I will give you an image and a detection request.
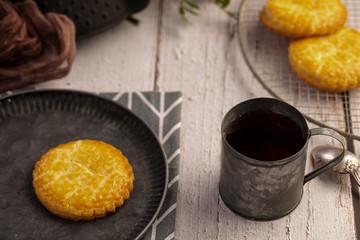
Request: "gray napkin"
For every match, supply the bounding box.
[100,92,182,240]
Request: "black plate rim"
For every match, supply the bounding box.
[0,88,169,240]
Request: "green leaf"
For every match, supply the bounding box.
[183,6,199,16]
[178,0,235,23]
[215,0,230,9]
[179,6,185,15]
[226,11,237,19]
[126,16,140,25]
[179,6,189,22]
[185,0,200,9]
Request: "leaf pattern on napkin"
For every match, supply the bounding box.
[100,91,182,240]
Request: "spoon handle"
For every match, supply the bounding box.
[351,170,360,186]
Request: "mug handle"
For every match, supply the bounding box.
[304,128,345,184]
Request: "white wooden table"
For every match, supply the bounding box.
[34,0,359,239]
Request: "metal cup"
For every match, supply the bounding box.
[219,98,345,220]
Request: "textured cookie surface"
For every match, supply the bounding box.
[260,0,347,38]
[288,27,360,92]
[32,140,134,221]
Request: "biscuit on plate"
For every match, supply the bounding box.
[288,27,360,92]
[32,140,134,221]
[260,0,347,38]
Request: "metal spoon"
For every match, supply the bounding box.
[311,145,360,186]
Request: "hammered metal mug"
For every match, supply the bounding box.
[219,98,345,220]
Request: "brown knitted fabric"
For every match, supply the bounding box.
[0,0,76,92]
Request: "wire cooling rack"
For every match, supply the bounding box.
[238,0,360,140]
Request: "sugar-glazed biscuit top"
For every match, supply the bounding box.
[260,0,347,38]
[289,27,360,92]
[32,140,134,221]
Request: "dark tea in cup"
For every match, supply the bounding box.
[224,110,306,161]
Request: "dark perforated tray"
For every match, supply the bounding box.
[11,0,150,39]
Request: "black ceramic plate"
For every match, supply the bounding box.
[0,89,168,240]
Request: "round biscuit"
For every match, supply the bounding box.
[260,0,348,38]
[288,27,360,92]
[32,140,134,221]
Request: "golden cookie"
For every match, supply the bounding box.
[288,27,360,92]
[32,140,134,221]
[260,0,347,38]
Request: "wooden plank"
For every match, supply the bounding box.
[156,1,263,238]
[157,0,357,239]
[347,90,360,239]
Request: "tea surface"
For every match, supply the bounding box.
[225,110,306,161]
